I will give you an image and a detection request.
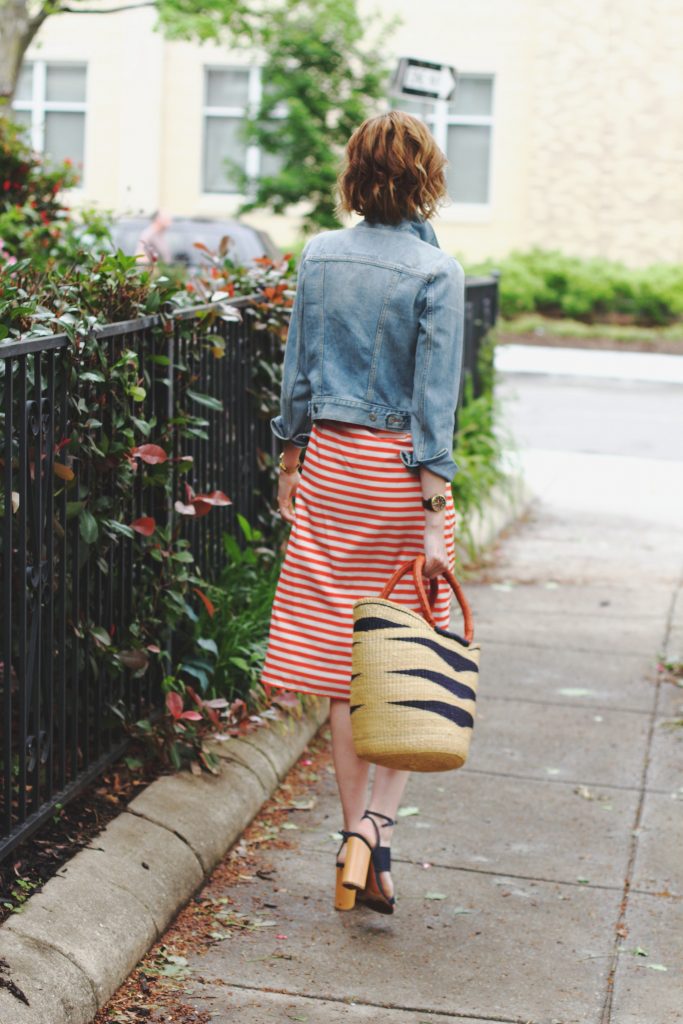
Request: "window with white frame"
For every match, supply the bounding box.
[394,73,494,206]
[12,61,87,181]
[202,66,284,194]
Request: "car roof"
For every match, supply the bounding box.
[111,216,281,264]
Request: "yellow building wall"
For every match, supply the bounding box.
[22,0,683,266]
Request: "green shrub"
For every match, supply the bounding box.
[451,332,507,559]
[190,514,286,708]
[469,247,683,325]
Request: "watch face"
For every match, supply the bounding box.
[430,494,447,511]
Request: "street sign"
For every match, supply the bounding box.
[390,57,457,102]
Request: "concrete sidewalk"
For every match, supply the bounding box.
[174,474,683,1023]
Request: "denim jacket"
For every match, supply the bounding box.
[270,217,465,482]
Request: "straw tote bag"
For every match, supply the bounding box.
[350,554,481,772]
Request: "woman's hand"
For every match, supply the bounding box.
[423,519,449,578]
[277,468,300,524]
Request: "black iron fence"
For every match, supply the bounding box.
[0,275,498,864]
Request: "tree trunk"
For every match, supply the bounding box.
[0,1,48,106]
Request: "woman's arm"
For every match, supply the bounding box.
[401,257,465,483]
[420,465,450,579]
[270,246,313,451]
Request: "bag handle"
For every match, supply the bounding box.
[379,554,474,643]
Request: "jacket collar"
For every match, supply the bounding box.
[358,217,417,232]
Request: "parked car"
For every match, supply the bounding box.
[110,216,281,268]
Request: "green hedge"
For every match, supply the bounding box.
[467,249,683,325]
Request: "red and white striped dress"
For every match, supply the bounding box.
[260,420,457,702]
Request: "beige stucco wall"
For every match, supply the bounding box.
[527,0,683,265]
[22,0,683,266]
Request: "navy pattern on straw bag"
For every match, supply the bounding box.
[351,555,481,772]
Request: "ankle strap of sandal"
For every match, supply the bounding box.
[362,809,396,828]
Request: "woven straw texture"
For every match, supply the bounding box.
[351,597,481,772]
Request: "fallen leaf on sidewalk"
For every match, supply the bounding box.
[632,946,648,956]
[574,785,611,809]
[424,891,447,900]
[281,822,299,830]
[289,797,316,810]
[559,688,594,697]
[646,964,668,971]
[397,805,420,817]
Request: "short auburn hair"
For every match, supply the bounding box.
[337,110,447,225]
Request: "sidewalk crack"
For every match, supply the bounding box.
[599,573,683,1024]
[215,980,536,1023]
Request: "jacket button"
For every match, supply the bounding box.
[368,413,377,422]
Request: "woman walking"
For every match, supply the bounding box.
[260,110,465,914]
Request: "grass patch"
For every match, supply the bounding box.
[500,313,683,346]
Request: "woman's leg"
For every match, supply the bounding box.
[329,699,410,897]
[329,699,370,850]
[354,765,410,898]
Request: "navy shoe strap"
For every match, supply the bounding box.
[372,844,392,872]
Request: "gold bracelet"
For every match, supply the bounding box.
[278,452,301,474]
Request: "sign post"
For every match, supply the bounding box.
[390,57,457,103]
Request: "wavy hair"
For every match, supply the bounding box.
[337,110,447,225]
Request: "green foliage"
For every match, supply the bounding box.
[235,0,391,230]
[451,333,506,556]
[0,116,78,213]
[469,248,683,325]
[1,216,294,774]
[153,0,254,42]
[194,514,286,706]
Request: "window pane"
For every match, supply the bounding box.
[15,63,33,102]
[205,69,250,109]
[449,76,493,116]
[391,95,434,120]
[44,111,85,171]
[446,124,491,203]
[203,117,247,192]
[46,64,86,103]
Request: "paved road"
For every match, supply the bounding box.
[172,348,683,1023]
[496,345,683,532]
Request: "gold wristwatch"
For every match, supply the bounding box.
[422,493,447,512]
[278,452,301,474]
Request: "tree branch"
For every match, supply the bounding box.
[55,1,157,14]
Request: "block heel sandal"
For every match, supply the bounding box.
[341,809,397,915]
[334,829,356,911]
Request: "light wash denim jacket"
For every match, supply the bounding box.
[270,217,465,482]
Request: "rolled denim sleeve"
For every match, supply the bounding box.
[270,254,312,449]
[400,257,465,483]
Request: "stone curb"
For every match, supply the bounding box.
[0,698,329,1024]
